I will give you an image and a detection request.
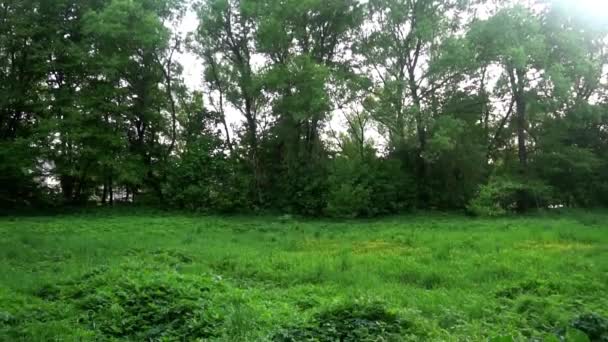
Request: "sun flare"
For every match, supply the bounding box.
[559,0,608,20]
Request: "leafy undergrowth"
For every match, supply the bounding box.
[570,313,608,341]
[272,301,412,341]
[68,268,220,340]
[493,313,608,341]
[495,279,561,299]
[5,261,224,341]
[1,210,608,340]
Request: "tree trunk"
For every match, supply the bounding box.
[206,53,233,152]
[408,65,428,206]
[60,175,75,202]
[101,182,107,205]
[515,68,528,172]
[507,66,528,172]
[245,101,263,206]
[508,66,528,211]
[108,177,113,205]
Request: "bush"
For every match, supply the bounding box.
[0,140,45,208]
[277,160,329,216]
[272,301,408,341]
[326,182,372,218]
[533,146,601,207]
[467,176,553,216]
[326,152,414,218]
[163,138,249,213]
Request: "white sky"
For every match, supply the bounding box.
[175,9,203,90]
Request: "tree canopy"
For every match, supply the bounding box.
[1,0,607,216]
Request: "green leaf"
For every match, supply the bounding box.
[543,334,561,342]
[565,328,591,342]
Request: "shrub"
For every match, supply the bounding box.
[326,153,414,218]
[325,182,372,218]
[0,140,49,209]
[467,176,553,216]
[162,139,249,213]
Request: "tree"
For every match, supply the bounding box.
[82,0,185,202]
[193,0,268,205]
[163,92,248,212]
[256,0,363,213]
[3,0,608,215]
[469,5,548,210]
[531,1,608,206]
[0,0,53,205]
[356,0,473,206]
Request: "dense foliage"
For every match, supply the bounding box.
[35,265,222,340]
[1,0,608,216]
[272,302,408,341]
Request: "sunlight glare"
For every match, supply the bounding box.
[560,0,608,20]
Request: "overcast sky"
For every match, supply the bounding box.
[175,9,204,90]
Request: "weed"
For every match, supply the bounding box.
[151,248,194,265]
[571,313,608,341]
[339,251,352,272]
[397,269,446,289]
[496,279,560,299]
[0,311,16,326]
[294,296,320,311]
[272,301,408,341]
[59,265,221,340]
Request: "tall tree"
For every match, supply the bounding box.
[0,0,52,205]
[356,0,473,205]
[256,0,363,213]
[193,0,268,204]
[471,6,547,167]
[469,5,547,209]
[83,0,185,201]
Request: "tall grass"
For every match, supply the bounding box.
[0,210,607,340]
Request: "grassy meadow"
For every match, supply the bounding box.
[1,210,607,341]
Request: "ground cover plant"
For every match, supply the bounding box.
[1,209,607,341]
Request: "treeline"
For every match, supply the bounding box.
[1,0,607,216]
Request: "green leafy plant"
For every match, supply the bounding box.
[495,279,560,299]
[467,176,553,216]
[571,313,608,341]
[272,301,408,341]
[36,265,223,340]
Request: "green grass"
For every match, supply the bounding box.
[0,209,607,341]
